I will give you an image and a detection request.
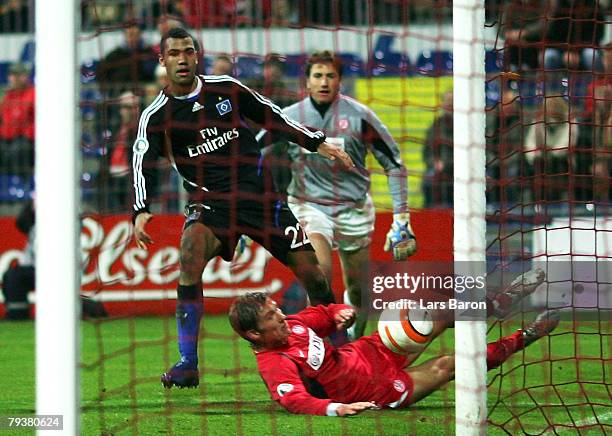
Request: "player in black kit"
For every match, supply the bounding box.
[131,28,354,388]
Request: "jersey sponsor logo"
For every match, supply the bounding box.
[188,128,240,157]
[393,379,406,393]
[277,383,294,397]
[216,99,232,116]
[200,127,218,140]
[291,325,305,335]
[307,328,325,370]
[192,101,204,112]
[133,138,149,154]
[337,118,349,130]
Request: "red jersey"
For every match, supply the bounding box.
[0,85,35,141]
[255,304,413,416]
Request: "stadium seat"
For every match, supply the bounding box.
[416,50,453,76]
[369,52,411,77]
[485,50,503,74]
[283,54,307,77]
[235,56,263,79]
[81,171,98,202]
[373,34,395,58]
[80,87,102,121]
[518,80,541,107]
[485,80,501,110]
[0,61,10,85]
[80,60,100,83]
[20,40,35,64]
[0,175,30,202]
[336,52,364,77]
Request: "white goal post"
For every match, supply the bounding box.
[35,0,80,434]
[453,0,488,434]
[31,1,487,433]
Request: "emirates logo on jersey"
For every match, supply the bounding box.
[187,127,240,157]
[337,118,349,130]
[393,379,406,393]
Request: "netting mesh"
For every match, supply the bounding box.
[485,1,610,433]
[0,0,610,434]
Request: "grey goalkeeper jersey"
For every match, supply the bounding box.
[282,95,407,212]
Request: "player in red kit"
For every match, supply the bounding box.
[229,290,559,416]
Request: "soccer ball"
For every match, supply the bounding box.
[378,303,434,354]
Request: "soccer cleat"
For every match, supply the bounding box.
[522,309,560,347]
[161,359,199,389]
[492,268,546,319]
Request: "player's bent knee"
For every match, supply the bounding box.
[179,224,221,282]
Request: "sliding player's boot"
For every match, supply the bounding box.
[161,358,199,389]
[491,268,546,319]
[522,310,560,347]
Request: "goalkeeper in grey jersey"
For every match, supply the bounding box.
[260,51,416,338]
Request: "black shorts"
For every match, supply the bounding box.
[183,200,314,264]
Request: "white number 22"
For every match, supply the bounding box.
[285,223,310,249]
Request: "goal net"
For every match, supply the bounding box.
[0,0,609,434]
[485,0,610,433]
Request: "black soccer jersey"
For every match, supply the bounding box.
[132,75,326,218]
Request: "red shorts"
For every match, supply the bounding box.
[338,333,414,408]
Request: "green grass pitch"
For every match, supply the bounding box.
[0,315,609,435]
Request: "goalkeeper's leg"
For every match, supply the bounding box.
[339,247,371,339]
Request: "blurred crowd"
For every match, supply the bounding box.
[0,0,454,33]
[424,0,611,209]
[0,0,609,213]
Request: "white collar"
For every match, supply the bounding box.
[174,75,202,100]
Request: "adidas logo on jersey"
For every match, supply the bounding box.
[192,102,204,112]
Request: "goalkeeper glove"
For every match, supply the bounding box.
[383,213,417,261]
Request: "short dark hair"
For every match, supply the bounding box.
[228,292,268,343]
[305,50,343,78]
[160,27,200,55]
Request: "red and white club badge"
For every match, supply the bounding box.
[292,325,306,335]
[393,379,406,393]
[337,118,349,130]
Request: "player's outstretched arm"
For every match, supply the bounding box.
[134,212,154,250]
[317,141,355,168]
[335,402,377,417]
[293,304,355,338]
